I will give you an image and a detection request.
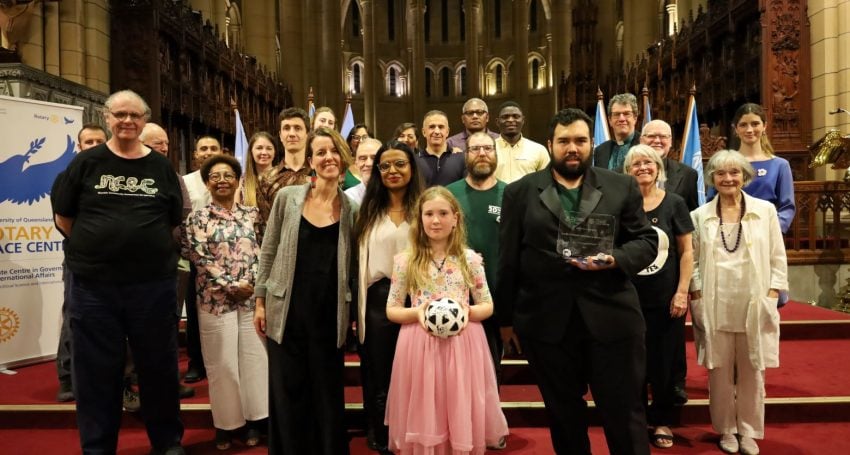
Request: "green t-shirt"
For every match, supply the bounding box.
[446,179,507,292]
[342,168,361,190]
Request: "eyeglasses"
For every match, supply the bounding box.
[351,134,369,141]
[629,160,657,170]
[109,110,145,121]
[463,109,487,117]
[641,133,671,140]
[208,172,237,182]
[378,159,410,173]
[468,145,495,155]
[610,111,634,119]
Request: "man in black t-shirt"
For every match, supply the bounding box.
[52,90,186,455]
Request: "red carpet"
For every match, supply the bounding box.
[2,302,848,453]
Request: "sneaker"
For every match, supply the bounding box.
[739,435,760,455]
[718,433,739,453]
[56,382,74,402]
[123,387,141,412]
[487,436,507,450]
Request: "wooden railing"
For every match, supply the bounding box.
[786,181,850,265]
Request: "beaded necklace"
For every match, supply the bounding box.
[717,195,745,253]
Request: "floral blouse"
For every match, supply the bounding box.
[387,249,492,309]
[184,202,262,315]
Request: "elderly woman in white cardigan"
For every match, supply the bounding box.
[689,150,788,455]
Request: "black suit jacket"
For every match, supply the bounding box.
[663,157,700,211]
[592,134,641,172]
[496,166,658,344]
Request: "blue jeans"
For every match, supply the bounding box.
[69,273,183,454]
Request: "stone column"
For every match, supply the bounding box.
[59,0,86,85]
[319,0,342,113]
[551,0,572,108]
[242,0,277,71]
[361,0,377,129]
[279,0,305,107]
[464,0,481,98]
[84,0,109,93]
[407,0,427,122]
[43,1,59,76]
[16,3,44,71]
[513,0,530,109]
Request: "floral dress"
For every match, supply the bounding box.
[183,202,261,315]
[385,249,508,455]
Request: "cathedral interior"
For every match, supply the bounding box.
[1,0,850,304]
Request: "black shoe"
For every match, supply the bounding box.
[56,382,74,402]
[244,427,261,447]
[183,367,205,383]
[149,446,186,455]
[673,385,689,405]
[178,384,195,399]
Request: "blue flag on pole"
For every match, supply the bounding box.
[642,96,652,129]
[680,95,706,206]
[308,101,316,122]
[234,109,249,171]
[593,98,610,148]
[340,102,355,140]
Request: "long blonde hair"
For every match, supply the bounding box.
[405,187,473,295]
[243,131,277,207]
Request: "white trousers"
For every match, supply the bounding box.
[198,306,269,430]
[707,331,765,439]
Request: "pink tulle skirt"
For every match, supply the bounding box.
[385,321,509,455]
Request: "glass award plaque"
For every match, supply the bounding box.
[556,212,615,261]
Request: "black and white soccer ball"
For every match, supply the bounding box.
[424,297,466,338]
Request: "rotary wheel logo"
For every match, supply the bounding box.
[0,307,20,343]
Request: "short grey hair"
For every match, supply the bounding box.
[104,89,151,119]
[608,93,639,117]
[462,97,488,112]
[623,144,666,183]
[705,149,755,188]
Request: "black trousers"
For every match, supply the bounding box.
[359,278,400,449]
[185,264,205,373]
[642,306,685,426]
[267,336,349,455]
[69,273,183,454]
[522,315,650,455]
[56,261,72,386]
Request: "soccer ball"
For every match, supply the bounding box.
[424,297,466,338]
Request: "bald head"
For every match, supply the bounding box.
[140,123,170,156]
[640,119,673,157]
[355,138,382,186]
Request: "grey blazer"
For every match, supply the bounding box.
[254,183,358,346]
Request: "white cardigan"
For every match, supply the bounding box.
[689,193,788,370]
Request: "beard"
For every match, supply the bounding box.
[552,154,590,180]
[468,160,496,180]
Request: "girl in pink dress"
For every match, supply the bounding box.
[385,186,509,454]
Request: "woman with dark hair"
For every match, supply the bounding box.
[253,127,357,454]
[730,103,796,234]
[343,123,372,190]
[393,122,419,151]
[355,140,424,453]
[184,154,267,450]
[239,131,278,208]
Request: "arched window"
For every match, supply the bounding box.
[459,67,467,96]
[441,67,451,97]
[389,67,398,96]
[531,59,540,89]
[425,68,434,98]
[495,65,504,94]
[353,63,362,94]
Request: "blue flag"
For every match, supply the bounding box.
[593,98,610,148]
[680,95,706,206]
[340,102,355,140]
[234,109,249,171]
[308,101,316,122]
[642,96,652,129]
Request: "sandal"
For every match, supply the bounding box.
[651,428,674,449]
[215,429,231,451]
[244,427,261,447]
